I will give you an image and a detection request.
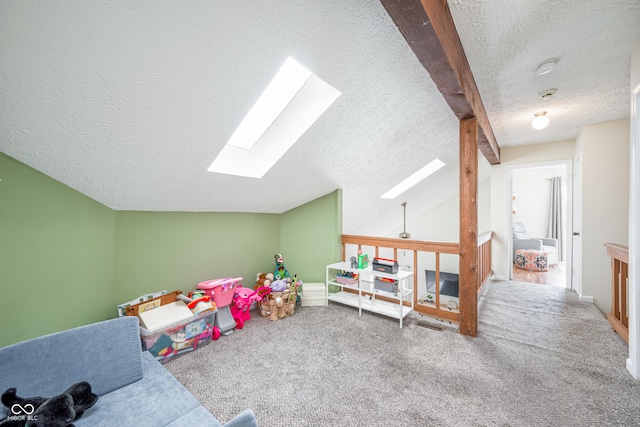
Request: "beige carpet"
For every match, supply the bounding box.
[166,280,639,426]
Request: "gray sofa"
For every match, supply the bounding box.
[0,316,258,426]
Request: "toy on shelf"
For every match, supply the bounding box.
[197,277,242,336]
[231,287,263,329]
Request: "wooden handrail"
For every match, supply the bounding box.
[341,234,459,254]
[605,242,629,344]
[339,233,493,325]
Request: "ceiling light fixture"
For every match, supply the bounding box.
[208,57,341,178]
[399,202,411,239]
[532,111,549,130]
[534,59,558,76]
[380,159,445,199]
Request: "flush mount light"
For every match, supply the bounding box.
[380,159,446,199]
[534,59,558,76]
[208,57,341,178]
[532,111,549,130]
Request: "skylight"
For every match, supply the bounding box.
[380,159,446,199]
[208,57,341,178]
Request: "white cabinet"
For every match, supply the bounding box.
[325,261,414,327]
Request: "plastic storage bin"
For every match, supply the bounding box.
[140,309,216,363]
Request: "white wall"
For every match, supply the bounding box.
[580,120,630,315]
[375,177,490,301]
[490,140,575,279]
[512,165,566,240]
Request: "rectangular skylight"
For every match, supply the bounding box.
[380,159,446,199]
[208,57,341,178]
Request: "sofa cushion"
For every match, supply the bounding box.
[0,317,143,401]
[166,406,223,427]
[74,351,220,426]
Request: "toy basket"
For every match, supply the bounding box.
[335,275,358,286]
[256,286,297,321]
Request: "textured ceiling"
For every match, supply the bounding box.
[1,1,639,236]
[449,0,640,148]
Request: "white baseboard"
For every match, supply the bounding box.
[578,294,594,303]
[491,275,506,281]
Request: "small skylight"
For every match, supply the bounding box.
[380,159,446,199]
[208,57,341,178]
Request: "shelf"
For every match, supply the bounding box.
[327,280,360,292]
[326,261,414,327]
[327,291,413,319]
[326,261,413,280]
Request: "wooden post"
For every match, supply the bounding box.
[459,117,479,337]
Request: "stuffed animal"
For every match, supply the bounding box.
[1,382,98,427]
[270,279,288,292]
[254,273,273,290]
[273,253,290,280]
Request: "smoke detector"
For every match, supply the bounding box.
[534,59,558,76]
[539,88,557,101]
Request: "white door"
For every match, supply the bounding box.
[572,155,583,294]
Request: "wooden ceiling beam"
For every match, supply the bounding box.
[380,0,500,164]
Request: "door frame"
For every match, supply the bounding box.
[504,159,573,289]
[628,82,640,379]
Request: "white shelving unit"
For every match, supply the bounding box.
[325,261,414,328]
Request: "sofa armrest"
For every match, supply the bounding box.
[540,238,558,249]
[0,317,143,398]
[223,409,259,427]
[513,238,543,252]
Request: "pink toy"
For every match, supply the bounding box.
[197,277,242,308]
[231,286,265,329]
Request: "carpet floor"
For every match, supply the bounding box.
[166,280,640,426]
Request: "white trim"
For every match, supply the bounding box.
[504,160,573,290]
[491,275,506,281]
[578,294,594,303]
[628,84,640,379]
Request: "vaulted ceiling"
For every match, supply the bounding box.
[1,1,639,236]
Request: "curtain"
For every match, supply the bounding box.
[548,176,563,261]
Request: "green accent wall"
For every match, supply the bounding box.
[280,190,343,283]
[113,211,282,302]
[1,154,343,347]
[0,154,116,348]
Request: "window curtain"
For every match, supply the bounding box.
[548,176,563,261]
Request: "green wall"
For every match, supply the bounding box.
[280,190,343,283]
[0,154,116,347]
[114,211,281,301]
[1,154,342,347]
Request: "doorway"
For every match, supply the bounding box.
[507,161,572,288]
